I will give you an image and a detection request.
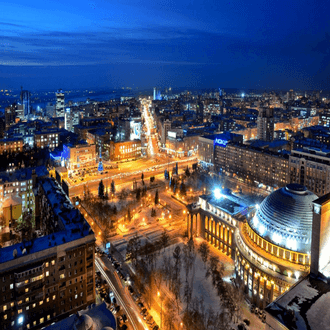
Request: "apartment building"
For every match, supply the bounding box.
[0,177,95,330]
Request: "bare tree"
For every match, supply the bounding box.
[125,233,141,266]
[159,229,170,252]
[198,241,210,266]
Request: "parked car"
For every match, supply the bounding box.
[122,314,128,323]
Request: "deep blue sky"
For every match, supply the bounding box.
[1,0,330,91]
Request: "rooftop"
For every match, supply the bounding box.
[45,302,116,330]
[0,177,94,264]
[266,274,330,330]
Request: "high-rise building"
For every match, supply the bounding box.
[153,87,157,101]
[55,90,65,117]
[20,89,31,117]
[257,107,274,141]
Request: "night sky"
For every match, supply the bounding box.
[1,0,330,91]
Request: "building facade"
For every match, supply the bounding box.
[0,177,95,330]
[109,140,141,161]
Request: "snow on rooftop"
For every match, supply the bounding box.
[266,274,330,330]
[0,177,93,264]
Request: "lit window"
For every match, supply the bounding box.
[53,295,56,300]
[40,317,44,324]
[10,284,13,289]
[32,303,36,308]
[51,260,55,265]
[25,298,29,302]
[26,306,29,310]
[10,302,14,307]
[4,315,7,320]
[60,274,65,279]
[46,271,49,277]
[27,324,30,329]
[46,298,49,302]
[25,288,29,293]
[47,315,51,320]
[3,305,7,311]
[39,301,43,306]
[45,262,49,267]
[18,309,22,314]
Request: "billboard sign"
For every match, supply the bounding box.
[214,138,228,147]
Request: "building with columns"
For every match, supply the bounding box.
[187,184,318,309]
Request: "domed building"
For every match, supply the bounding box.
[235,184,317,308]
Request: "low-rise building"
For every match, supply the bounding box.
[109,139,141,161]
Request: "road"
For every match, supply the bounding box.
[67,157,197,197]
[95,256,149,330]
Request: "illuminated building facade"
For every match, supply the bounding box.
[0,178,95,330]
[0,138,23,154]
[109,140,141,161]
[61,144,96,170]
[34,131,60,149]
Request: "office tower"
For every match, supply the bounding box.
[20,89,31,117]
[257,107,274,141]
[55,89,65,117]
[153,87,157,101]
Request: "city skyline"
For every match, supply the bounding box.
[1,0,330,90]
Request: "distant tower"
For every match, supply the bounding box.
[55,89,65,117]
[197,101,204,123]
[20,88,31,117]
[286,89,294,102]
[257,107,274,141]
[64,107,72,131]
[153,87,157,101]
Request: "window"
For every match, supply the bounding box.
[33,321,36,326]
[46,298,49,302]
[45,262,49,267]
[51,260,55,266]
[33,303,36,308]
[27,324,30,329]
[4,314,7,320]
[46,271,49,277]
[25,297,29,302]
[47,315,51,321]
[3,305,7,311]
[10,284,13,290]
[25,288,29,293]
[26,306,29,310]
[60,274,65,279]
[40,317,44,324]
[39,301,43,306]
[53,295,56,300]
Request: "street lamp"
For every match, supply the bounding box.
[157,291,163,330]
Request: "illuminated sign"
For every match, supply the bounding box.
[168,131,177,138]
[214,138,228,147]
